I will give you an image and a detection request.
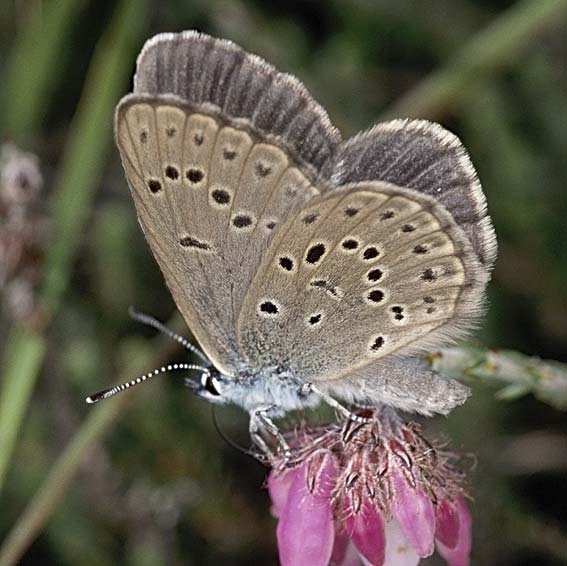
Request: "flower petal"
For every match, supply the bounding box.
[330,534,363,566]
[391,469,435,557]
[276,452,337,566]
[435,499,460,549]
[345,492,386,566]
[329,528,349,565]
[268,467,298,519]
[436,497,472,566]
[344,544,364,566]
[381,520,420,566]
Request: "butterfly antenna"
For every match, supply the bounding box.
[85,363,209,404]
[128,307,209,364]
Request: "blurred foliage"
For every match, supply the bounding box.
[0,0,566,565]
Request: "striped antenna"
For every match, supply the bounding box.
[85,363,209,404]
[128,307,210,364]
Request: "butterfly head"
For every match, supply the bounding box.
[188,368,230,404]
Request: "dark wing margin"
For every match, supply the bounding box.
[133,31,341,181]
[331,119,497,269]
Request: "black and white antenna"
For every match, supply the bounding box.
[128,307,209,363]
[85,363,209,404]
[85,309,211,404]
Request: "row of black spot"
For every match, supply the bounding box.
[276,248,384,282]
[141,122,277,175]
[301,205,404,225]
[147,167,204,193]
[302,242,381,267]
[231,214,276,231]
[255,298,405,356]
[257,306,388,353]
[341,237,429,257]
[147,155,272,192]
[258,294,436,315]
[140,125,232,155]
[259,299,406,323]
[148,173,265,231]
[278,242,434,277]
[298,201,431,254]
[256,296,440,357]
[259,301,324,329]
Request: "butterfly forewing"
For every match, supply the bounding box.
[115,97,320,374]
[237,182,485,382]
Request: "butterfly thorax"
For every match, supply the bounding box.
[213,365,321,414]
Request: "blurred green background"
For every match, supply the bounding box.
[0,0,566,565]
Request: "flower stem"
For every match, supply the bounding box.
[429,346,567,411]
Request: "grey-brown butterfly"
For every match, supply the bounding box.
[87,31,496,456]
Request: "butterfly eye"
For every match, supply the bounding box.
[202,373,221,396]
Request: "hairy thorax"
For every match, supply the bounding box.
[223,367,321,414]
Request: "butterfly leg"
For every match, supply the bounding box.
[249,405,291,461]
[300,383,372,424]
[249,428,275,462]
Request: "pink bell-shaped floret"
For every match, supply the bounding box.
[268,467,297,519]
[436,497,472,566]
[391,469,435,558]
[276,452,338,566]
[344,492,386,566]
[382,520,420,566]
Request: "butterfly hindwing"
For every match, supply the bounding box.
[237,182,485,382]
[332,119,497,268]
[320,356,470,416]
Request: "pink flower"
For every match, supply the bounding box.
[268,408,472,566]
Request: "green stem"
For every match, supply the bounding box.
[40,0,149,314]
[2,0,88,143]
[0,1,87,491]
[0,0,148,496]
[0,315,182,566]
[0,396,129,566]
[382,0,565,120]
[0,329,46,489]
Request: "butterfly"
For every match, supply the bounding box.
[87,31,496,456]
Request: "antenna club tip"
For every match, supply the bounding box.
[85,396,97,404]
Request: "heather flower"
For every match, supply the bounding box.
[0,143,47,324]
[0,143,43,216]
[267,407,472,566]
